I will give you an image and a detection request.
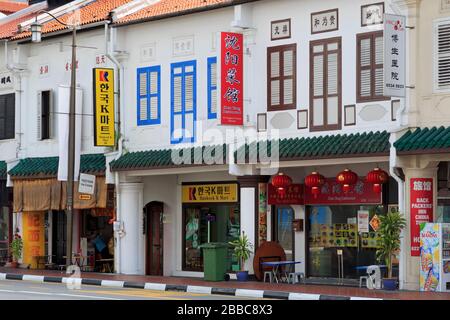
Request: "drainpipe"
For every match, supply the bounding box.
[105,21,125,273]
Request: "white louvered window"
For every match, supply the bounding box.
[267,44,296,111]
[207,57,218,119]
[137,66,160,125]
[310,38,341,131]
[435,20,450,91]
[357,32,387,101]
[171,60,196,144]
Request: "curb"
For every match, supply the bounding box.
[0,272,383,300]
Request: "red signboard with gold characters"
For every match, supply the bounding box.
[221,32,244,125]
[268,183,304,205]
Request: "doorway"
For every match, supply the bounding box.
[145,202,163,276]
[272,206,295,261]
[52,211,66,266]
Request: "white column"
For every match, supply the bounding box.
[240,187,255,274]
[119,182,144,275]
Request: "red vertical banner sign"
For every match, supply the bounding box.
[221,32,244,125]
[410,178,433,256]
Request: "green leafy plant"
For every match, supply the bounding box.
[228,231,253,272]
[10,234,23,263]
[376,211,406,279]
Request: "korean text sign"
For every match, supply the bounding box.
[384,13,406,97]
[221,32,244,125]
[93,68,115,146]
[410,178,433,256]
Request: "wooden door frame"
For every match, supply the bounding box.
[145,201,164,276]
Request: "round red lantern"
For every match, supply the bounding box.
[366,167,389,193]
[304,172,325,198]
[271,173,293,198]
[336,169,358,193]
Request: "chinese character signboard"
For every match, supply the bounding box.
[384,14,406,97]
[361,2,384,26]
[304,178,382,204]
[182,183,238,203]
[271,19,291,40]
[93,68,115,147]
[268,183,304,205]
[410,178,433,256]
[220,32,243,125]
[0,72,13,90]
[22,212,45,269]
[311,9,338,34]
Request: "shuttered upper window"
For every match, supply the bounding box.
[207,57,218,119]
[267,44,297,111]
[171,60,196,144]
[435,20,450,91]
[0,93,15,140]
[37,90,52,140]
[137,66,161,126]
[357,31,387,102]
[310,38,342,131]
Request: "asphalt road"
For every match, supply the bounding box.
[0,280,265,300]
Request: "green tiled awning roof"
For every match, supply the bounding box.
[110,131,389,171]
[110,145,228,171]
[0,161,6,179]
[394,127,450,154]
[237,131,390,161]
[9,153,106,178]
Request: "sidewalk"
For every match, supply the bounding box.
[0,267,449,300]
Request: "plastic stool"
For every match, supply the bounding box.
[263,271,273,283]
[288,272,305,284]
[359,276,368,288]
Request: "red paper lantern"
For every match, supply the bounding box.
[304,172,325,199]
[271,173,293,198]
[336,169,358,193]
[366,167,389,193]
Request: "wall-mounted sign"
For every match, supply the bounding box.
[410,178,433,256]
[268,183,304,205]
[293,219,304,232]
[93,68,115,147]
[358,210,370,233]
[271,19,291,40]
[39,64,49,77]
[369,214,381,232]
[304,179,382,205]
[79,194,92,201]
[95,54,106,65]
[361,2,384,26]
[65,60,79,72]
[78,173,96,195]
[221,32,244,125]
[311,9,338,34]
[22,212,45,269]
[182,183,238,203]
[384,13,406,98]
[0,72,13,90]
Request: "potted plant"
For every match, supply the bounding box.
[229,231,253,281]
[10,233,23,268]
[376,211,406,290]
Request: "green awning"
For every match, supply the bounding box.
[236,131,390,162]
[394,126,450,155]
[110,145,228,171]
[9,153,106,179]
[110,131,390,171]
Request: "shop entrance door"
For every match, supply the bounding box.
[145,202,163,276]
[273,206,295,261]
[52,211,67,266]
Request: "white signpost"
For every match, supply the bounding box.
[78,173,96,195]
[383,13,406,98]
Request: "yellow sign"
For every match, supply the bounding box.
[93,68,115,146]
[22,212,45,269]
[79,194,92,201]
[182,184,238,203]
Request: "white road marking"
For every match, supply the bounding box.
[235,289,265,298]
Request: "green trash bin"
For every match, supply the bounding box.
[200,242,228,281]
